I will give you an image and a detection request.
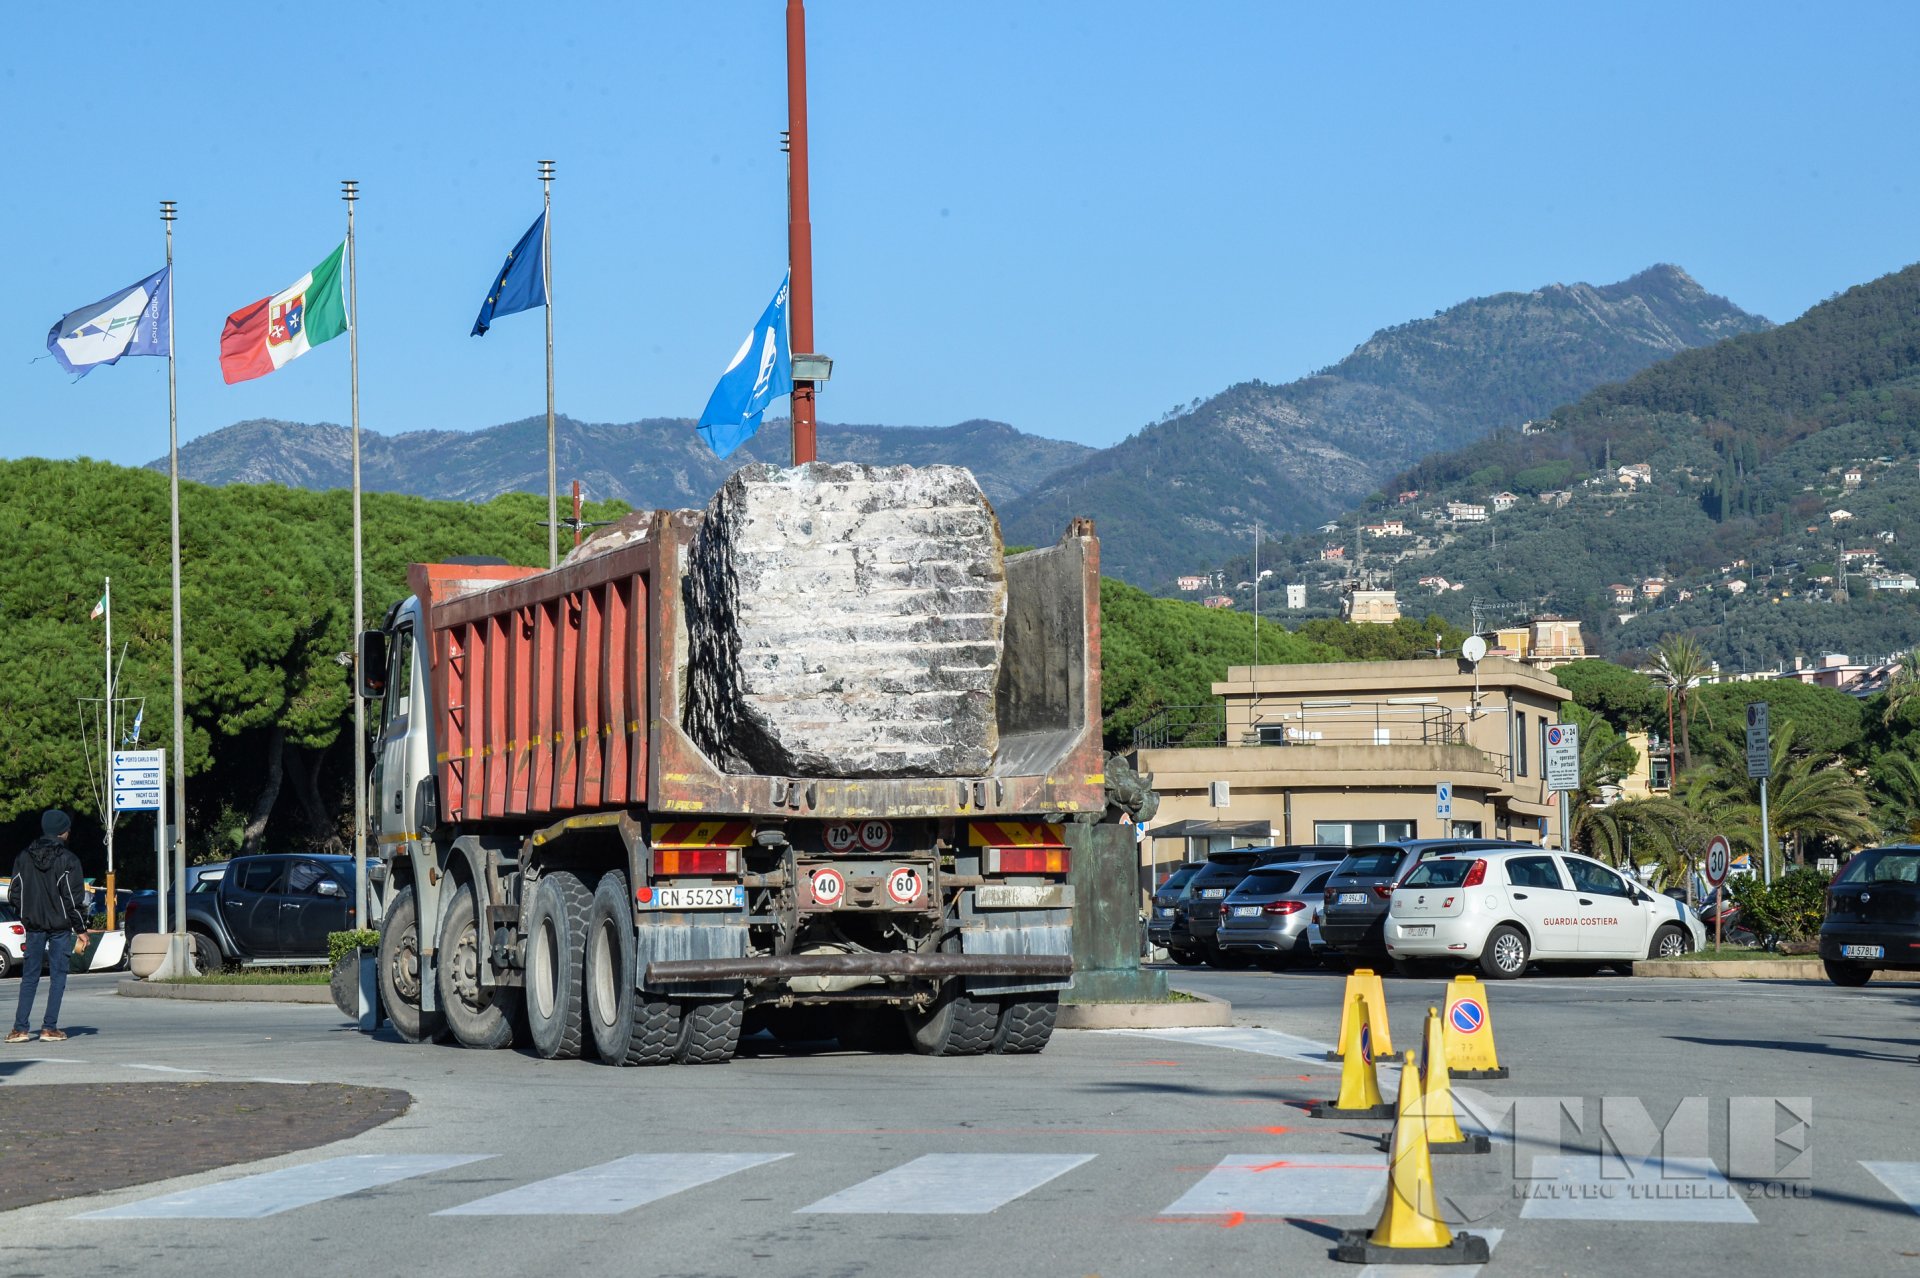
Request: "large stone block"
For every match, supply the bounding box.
[684,462,1006,777]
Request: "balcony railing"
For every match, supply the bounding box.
[1132,701,1512,777]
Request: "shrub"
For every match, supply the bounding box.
[328,929,381,966]
[1727,868,1831,946]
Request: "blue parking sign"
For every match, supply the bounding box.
[1436,781,1452,818]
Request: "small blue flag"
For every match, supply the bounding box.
[471,212,548,336]
[47,266,170,377]
[697,272,793,459]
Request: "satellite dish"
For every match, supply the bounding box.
[1461,635,1488,665]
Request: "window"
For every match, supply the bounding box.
[1449,821,1483,839]
[1404,858,1476,888]
[1314,820,1416,847]
[1564,857,1631,897]
[1516,712,1529,776]
[1241,868,1301,893]
[1505,856,1563,889]
[1835,850,1920,884]
[383,627,415,726]
[285,860,329,894]
[233,860,285,894]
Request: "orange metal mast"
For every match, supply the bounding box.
[786,0,817,465]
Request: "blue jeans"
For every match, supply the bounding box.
[13,930,75,1034]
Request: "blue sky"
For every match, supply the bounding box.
[6,1,1920,468]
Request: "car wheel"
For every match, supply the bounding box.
[1824,960,1872,987]
[0,947,11,979]
[1479,925,1529,980]
[1168,948,1204,967]
[1649,925,1689,961]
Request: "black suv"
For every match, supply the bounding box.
[1148,863,1205,962]
[1186,846,1331,967]
[1320,838,1534,961]
[1820,845,1920,986]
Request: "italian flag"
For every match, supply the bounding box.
[220,244,349,384]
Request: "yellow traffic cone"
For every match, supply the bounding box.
[1329,968,1394,1060]
[1440,975,1508,1079]
[1419,1007,1490,1155]
[1311,993,1395,1119]
[1336,1051,1490,1265]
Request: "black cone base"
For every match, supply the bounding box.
[1336,1229,1490,1265]
[1311,1100,1396,1120]
[1452,1067,1509,1079]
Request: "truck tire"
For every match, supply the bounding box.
[904,979,999,1056]
[991,995,1058,1054]
[379,887,446,1044]
[527,870,593,1060]
[188,929,225,976]
[583,871,680,1066]
[674,999,744,1065]
[436,882,519,1050]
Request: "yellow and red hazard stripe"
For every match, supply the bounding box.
[967,820,1067,849]
[651,820,753,849]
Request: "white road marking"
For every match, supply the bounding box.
[1162,1152,1388,1217]
[1355,1225,1503,1277]
[121,1063,204,1075]
[76,1154,492,1220]
[242,1078,313,1086]
[436,1152,791,1216]
[1862,1161,1920,1214]
[1100,1026,1336,1064]
[13,1056,83,1064]
[798,1153,1093,1215]
[1518,1155,1755,1223]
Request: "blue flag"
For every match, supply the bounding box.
[46,266,170,377]
[697,272,793,459]
[471,212,547,336]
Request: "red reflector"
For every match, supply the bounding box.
[1462,859,1487,888]
[1262,899,1305,915]
[634,886,654,904]
[986,847,1071,874]
[655,848,734,876]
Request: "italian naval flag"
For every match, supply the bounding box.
[219,244,349,383]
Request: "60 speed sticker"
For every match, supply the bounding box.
[886,867,924,904]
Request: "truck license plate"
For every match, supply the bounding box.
[1842,944,1884,959]
[643,886,745,910]
[1339,893,1367,905]
[1402,924,1434,937]
[1231,906,1261,917]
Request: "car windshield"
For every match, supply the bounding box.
[1403,859,1475,888]
[1835,850,1920,884]
[1337,848,1405,878]
[1238,868,1300,893]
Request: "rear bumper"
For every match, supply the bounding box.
[1819,922,1920,966]
[1320,911,1388,954]
[1383,916,1482,958]
[1219,917,1311,951]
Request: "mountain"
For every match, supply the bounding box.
[996,265,1769,587]
[155,415,1094,510]
[1256,262,1920,671]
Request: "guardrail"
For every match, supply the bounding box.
[1132,701,1512,777]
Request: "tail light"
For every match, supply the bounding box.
[653,848,738,877]
[1462,859,1488,888]
[1263,899,1305,916]
[5,923,21,937]
[1372,883,1395,900]
[985,847,1070,874]
[1324,888,1337,908]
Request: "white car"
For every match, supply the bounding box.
[1384,848,1704,979]
[0,904,24,979]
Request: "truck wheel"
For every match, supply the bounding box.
[379,887,446,1044]
[674,999,744,1065]
[437,883,519,1050]
[583,871,679,1066]
[991,995,1058,1054]
[904,979,999,1056]
[188,930,224,976]
[527,870,593,1060]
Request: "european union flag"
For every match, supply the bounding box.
[697,272,793,459]
[471,212,547,336]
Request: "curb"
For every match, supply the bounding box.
[117,978,335,1005]
[1060,988,1233,1029]
[1637,959,1831,980]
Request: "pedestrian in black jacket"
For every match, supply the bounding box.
[9,810,91,1043]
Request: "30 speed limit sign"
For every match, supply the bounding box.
[1704,834,1732,887]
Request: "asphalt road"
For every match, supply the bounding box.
[2,965,1918,1277]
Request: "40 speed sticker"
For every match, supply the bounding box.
[809,867,846,907]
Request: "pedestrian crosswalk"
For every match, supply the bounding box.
[77,1155,492,1220]
[436,1152,791,1217]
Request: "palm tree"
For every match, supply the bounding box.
[1869,750,1920,840]
[1882,650,1920,727]
[1648,633,1712,776]
[1683,723,1879,876]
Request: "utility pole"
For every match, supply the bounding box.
[344,179,368,939]
[540,159,557,569]
[163,199,189,973]
[786,0,817,465]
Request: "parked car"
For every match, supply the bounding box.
[1217,860,1342,968]
[1185,846,1330,967]
[1383,847,1704,979]
[123,854,359,973]
[0,903,23,978]
[1320,839,1534,961]
[120,863,229,940]
[1820,845,1920,986]
[1148,863,1205,960]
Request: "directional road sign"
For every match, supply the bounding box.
[111,748,164,813]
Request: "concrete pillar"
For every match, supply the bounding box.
[1064,822,1170,1004]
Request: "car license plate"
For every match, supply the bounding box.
[1339,892,1367,905]
[1842,944,1884,959]
[1201,888,1227,898]
[642,885,745,910]
[1155,907,1173,917]
[1402,924,1434,937]
[1232,906,1262,917]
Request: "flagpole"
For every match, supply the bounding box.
[103,575,115,928]
[162,199,188,964]
[786,0,817,466]
[344,179,368,939]
[541,159,557,569]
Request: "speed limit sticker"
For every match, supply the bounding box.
[857,820,894,853]
[886,867,924,904]
[823,823,859,853]
[810,867,846,907]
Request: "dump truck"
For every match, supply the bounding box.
[357,465,1108,1064]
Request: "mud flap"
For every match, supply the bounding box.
[635,913,748,998]
[961,907,1072,996]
